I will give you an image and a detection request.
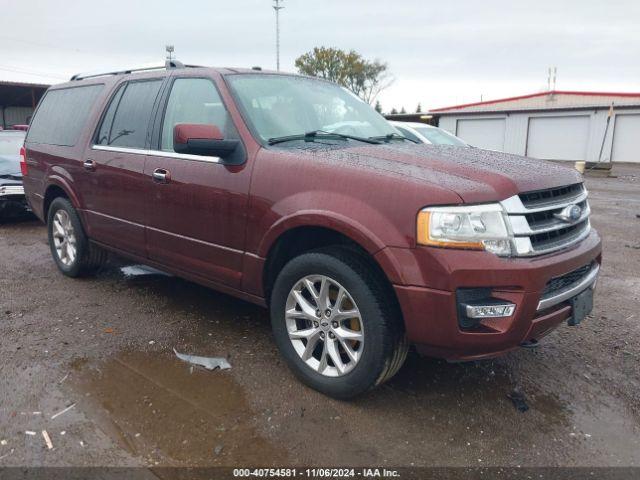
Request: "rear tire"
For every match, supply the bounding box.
[270,247,408,399]
[47,197,106,277]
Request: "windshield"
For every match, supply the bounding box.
[227,74,397,143]
[414,126,467,147]
[0,132,25,156]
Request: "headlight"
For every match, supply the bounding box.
[417,204,512,256]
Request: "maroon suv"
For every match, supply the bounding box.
[22,62,601,398]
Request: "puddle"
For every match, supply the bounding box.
[70,351,284,466]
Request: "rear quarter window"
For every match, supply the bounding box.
[95,79,163,149]
[27,84,104,147]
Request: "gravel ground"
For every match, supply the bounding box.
[0,164,639,469]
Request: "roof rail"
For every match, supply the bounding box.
[70,60,202,81]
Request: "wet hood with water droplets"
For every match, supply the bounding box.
[286,143,583,203]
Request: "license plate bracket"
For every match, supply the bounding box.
[569,287,594,326]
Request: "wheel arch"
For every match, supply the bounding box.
[259,216,405,311]
[257,210,387,259]
[43,176,81,220]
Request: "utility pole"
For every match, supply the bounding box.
[273,0,284,71]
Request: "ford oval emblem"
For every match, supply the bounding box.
[554,204,582,223]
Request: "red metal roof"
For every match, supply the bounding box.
[430,90,640,113]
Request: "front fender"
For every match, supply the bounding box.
[253,192,411,288]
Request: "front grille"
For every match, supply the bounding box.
[542,262,595,298]
[519,183,584,208]
[528,219,589,251]
[501,183,591,256]
[525,200,588,231]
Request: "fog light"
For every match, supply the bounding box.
[465,303,515,318]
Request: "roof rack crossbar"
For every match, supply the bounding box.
[70,60,201,81]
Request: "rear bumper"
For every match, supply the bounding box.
[0,184,25,197]
[0,184,30,216]
[389,229,602,361]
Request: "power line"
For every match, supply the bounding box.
[0,65,67,80]
[0,35,141,71]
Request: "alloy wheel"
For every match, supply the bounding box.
[52,210,77,266]
[285,275,364,377]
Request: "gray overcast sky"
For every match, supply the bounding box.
[1,0,639,111]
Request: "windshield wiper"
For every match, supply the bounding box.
[268,130,382,146]
[369,133,419,144]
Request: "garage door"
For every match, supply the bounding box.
[456,118,505,151]
[526,116,590,161]
[612,114,640,163]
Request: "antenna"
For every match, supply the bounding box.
[547,67,551,91]
[273,0,284,71]
[546,66,558,91]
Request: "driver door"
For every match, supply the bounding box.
[144,76,250,288]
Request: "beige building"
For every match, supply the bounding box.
[432,90,640,164]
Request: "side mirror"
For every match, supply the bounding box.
[173,123,242,163]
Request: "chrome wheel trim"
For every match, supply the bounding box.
[285,275,364,377]
[52,210,77,266]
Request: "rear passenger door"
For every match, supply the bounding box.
[144,76,251,288]
[81,78,165,257]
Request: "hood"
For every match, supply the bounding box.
[284,143,583,204]
[0,154,22,180]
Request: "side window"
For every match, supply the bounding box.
[160,78,236,152]
[96,79,162,148]
[27,84,103,146]
[95,85,124,145]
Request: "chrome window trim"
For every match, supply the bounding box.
[537,263,599,311]
[0,185,25,196]
[91,145,220,163]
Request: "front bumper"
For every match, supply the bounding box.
[390,230,602,361]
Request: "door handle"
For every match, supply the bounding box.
[152,168,170,184]
[83,159,96,171]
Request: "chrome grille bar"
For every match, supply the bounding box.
[501,189,588,214]
[510,204,591,235]
[501,183,591,257]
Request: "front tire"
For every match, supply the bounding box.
[270,247,408,399]
[47,197,106,277]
